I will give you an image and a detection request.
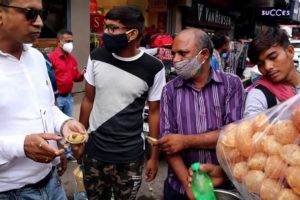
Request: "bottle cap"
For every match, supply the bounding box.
[191,162,201,171]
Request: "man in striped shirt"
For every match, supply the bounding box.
[157,28,244,200]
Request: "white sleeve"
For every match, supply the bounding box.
[84,56,95,86]
[52,105,72,134]
[140,47,158,56]
[244,88,268,118]
[148,67,166,101]
[0,135,26,165]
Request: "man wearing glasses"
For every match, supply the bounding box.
[79,6,166,200]
[0,0,86,199]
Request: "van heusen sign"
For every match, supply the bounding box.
[183,3,232,29]
[197,4,231,26]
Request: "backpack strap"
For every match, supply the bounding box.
[255,84,277,108]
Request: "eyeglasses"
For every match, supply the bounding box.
[0,3,48,22]
[103,24,131,33]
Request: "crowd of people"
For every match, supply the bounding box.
[1,0,300,200]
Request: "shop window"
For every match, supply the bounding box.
[40,0,69,38]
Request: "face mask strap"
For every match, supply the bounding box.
[196,49,206,65]
[126,29,135,34]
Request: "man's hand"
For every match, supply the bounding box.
[81,66,87,75]
[57,152,67,176]
[188,163,225,187]
[71,143,85,164]
[61,119,86,137]
[61,119,87,163]
[185,187,196,200]
[24,133,64,163]
[56,142,67,176]
[156,134,187,155]
[145,157,158,182]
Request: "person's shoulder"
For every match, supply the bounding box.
[90,47,110,60]
[165,76,181,89]
[47,48,60,59]
[245,88,267,109]
[140,52,164,70]
[217,70,241,82]
[27,47,44,59]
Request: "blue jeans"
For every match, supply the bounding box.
[56,94,73,117]
[56,94,74,157]
[163,179,189,200]
[0,169,67,200]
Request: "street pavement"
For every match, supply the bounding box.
[61,92,167,200]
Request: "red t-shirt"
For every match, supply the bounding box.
[48,48,83,95]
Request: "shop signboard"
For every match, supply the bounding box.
[90,0,104,51]
[184,2,232,29]
[90,13,104,32]
[257,0,300,22]
[260,8,290,18]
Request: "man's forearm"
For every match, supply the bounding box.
[79,96,93,129]
[148,101,160,160]
[165,154,190,190]
[184,129,220,150]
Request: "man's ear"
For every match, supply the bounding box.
[200,48,210,61]
[287,45,294,59]
[127,29,139,42]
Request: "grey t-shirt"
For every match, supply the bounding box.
[244,88,278,118]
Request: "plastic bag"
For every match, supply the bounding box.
[217,94,300,200]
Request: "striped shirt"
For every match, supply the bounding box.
[160,69,244,194]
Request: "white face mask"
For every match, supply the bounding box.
[62,42,73,53]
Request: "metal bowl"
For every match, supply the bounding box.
[214,189,241,200]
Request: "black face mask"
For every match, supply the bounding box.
[102,32,129,53]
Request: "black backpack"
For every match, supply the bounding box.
[255,85,277,108]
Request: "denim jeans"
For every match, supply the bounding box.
[0,169,67,200]
[56,94,73,117]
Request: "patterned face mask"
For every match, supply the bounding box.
[174,50,205,80]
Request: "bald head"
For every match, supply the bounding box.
[176,28,213,57]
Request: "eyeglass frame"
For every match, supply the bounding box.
[103,23,133,34]
[0,3,48,22]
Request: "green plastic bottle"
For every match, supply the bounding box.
[191,162,216,200]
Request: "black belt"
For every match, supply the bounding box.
[21,168,53,190]
[59,93,70,97]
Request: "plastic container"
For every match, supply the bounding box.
[214,189,241,200]
[191,162,217,200]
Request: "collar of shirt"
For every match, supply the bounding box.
[295,85,300,94]
[174,68,223,89]
[53,48,69,59]
[0,44,29,57]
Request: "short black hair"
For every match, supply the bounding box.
[248,27,290,65]
[57,29,73,39]
[212,33,229,50]
[105,6,144,38]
